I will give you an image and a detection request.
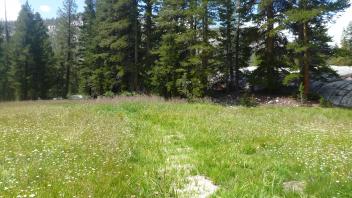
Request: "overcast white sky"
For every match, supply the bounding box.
[0,0,22,21]
[0,0,351,46]
[0,0,84,19]
[328,0,352,46]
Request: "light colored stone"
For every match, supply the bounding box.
[315,80,352,107]
[331,66,352,77]
[283,181,306,194]
[161,133,218,198]
[68,95,84,100]
[177,176,219,198]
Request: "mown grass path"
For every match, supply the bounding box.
[1,100,352,197]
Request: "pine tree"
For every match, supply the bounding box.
[143,0,154,67]
[152,0,187,98]
[218,0,235,90]
[78,0,96,96]
[93,0,140,95]
[0,23,3,56]
[10,2,35,100]
[180,0,216,97]
[252,0,290,92]
[286,0,350,96]
[199,0,214,93]
[57,0,78,97]
[153,0,217,98]
[0,23,5,100]
[233,0,256,89]
[341,21,352,51]
[153,0,220,98]
[218,0,255,91]
[0,2,14,100]
[10,2,54,100]
[31,13,55,99]
[140,0,160,91]
[132,0,140,91]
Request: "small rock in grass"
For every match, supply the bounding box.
[177,175,218,198]
[283,181,306,194]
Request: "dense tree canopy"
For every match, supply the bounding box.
[285,0,350,95]
[0,24,5,99]
[10,2,54,100]
[56,0,79,97]
[0,0,350,101]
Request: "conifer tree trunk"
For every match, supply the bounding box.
[225,0,234,90]
[266,3,274,70]
[65,48,71,97]
[126,0,140,91]
[234,0,241,90]
[265,2,275,85]
[3,0,12,100]
[57,0,77,97]
[24,60,28,100]
[65,2,73,97]
[145,0,152,60]
[133,0,139,91]
[303,22,310,96]
[201,0,209,88]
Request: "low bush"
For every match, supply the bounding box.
[239,93,258,107]
[320,97,333,108]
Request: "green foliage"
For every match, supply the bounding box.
[320,97,333,108]
[285,0,350,95]
[239,92,257,107]
[341,21,352,51]
[307,92,321,101]
[298,83,305,103]
[0,23,3,56]
[78,0,97,96]
[218,0,255,90]
[1,0,350,101]
[93,0,140,95]
[139,0,159,91]
[330,21,352,66]
[103,91,115,98]
[55,0,78,97]
[2,100,352,196]
[153,0,216,99]
[0,21,14,101]
[283,72,300,86]
[242,144,257,155]
[328,56,352,66]
[120,91,137,97]
[10,3,54,100]
[252,0,290,92]
[0,24,4,96]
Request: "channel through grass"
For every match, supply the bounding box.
[0,99,351,197]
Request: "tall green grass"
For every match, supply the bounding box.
[0,99,351,197]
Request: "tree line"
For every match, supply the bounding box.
[330,21,352,66]
[0,0,350,101]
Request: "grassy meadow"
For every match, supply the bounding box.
[0,98,352,197]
